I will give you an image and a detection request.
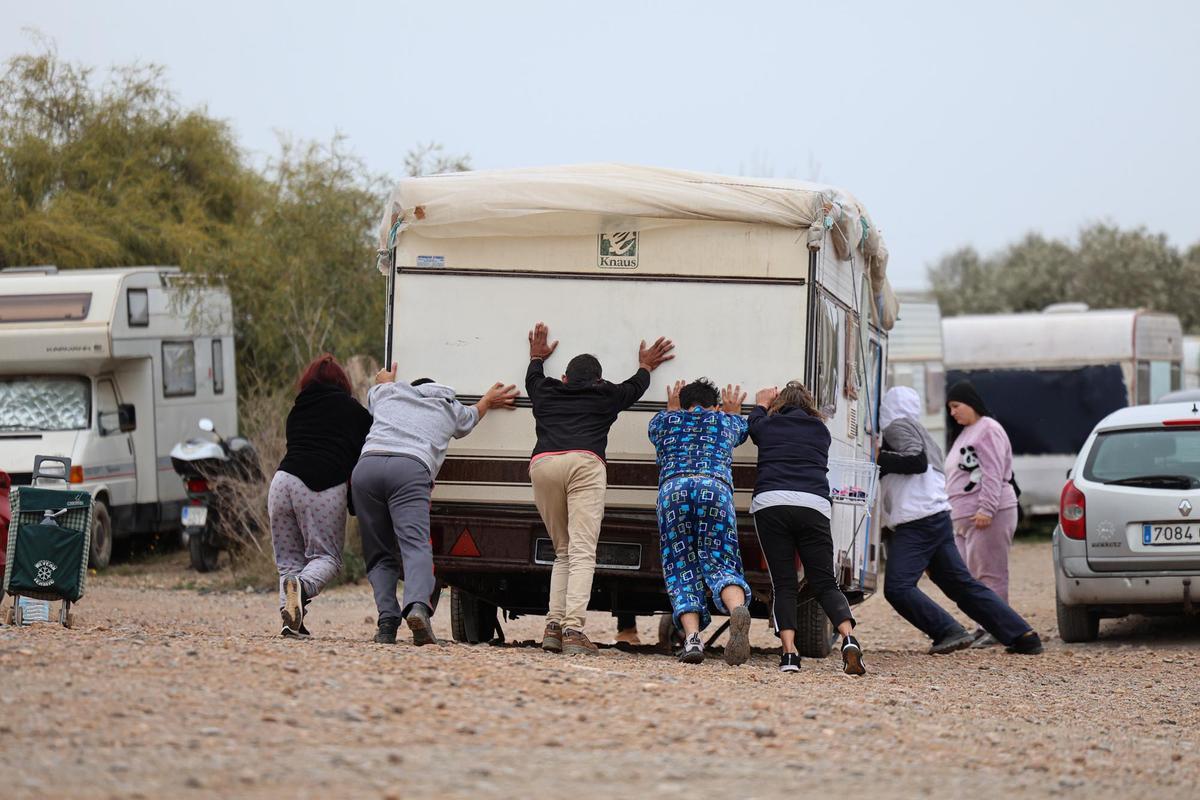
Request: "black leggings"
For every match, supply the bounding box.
[752,505,854,634]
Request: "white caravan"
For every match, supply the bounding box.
[886,291,946,445]
[376,164,897,653]
[0,267,236,567]
[943,305,1183,517]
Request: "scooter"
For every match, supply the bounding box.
[169,418,260,572]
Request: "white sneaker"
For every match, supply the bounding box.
[678,632,705,664]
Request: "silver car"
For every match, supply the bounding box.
[1054,400,1200,641]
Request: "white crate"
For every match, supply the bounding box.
[828,457,879,506]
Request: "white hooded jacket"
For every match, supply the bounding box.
[879,387,952,528]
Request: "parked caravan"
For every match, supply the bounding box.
[0,267,236,567]
[943,305,1183,517]
[376,164,896,654]
[886,291,946,445]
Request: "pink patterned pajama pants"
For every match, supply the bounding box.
[268,471,347,608]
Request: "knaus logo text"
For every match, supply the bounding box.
[598,232,638,269]
[34,559,57,587]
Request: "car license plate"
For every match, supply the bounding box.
[1142,523,1198,545]
[182,505,208,528]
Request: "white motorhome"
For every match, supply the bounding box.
[376,164,897,653]
[0,267,236,567]
[886,291,946,445]
[942,305,1183,517]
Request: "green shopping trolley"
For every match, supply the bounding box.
[3,456,93,628]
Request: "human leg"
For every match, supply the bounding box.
[531,456,570,640]
[692,480,752,666]
[294,482,348,600]
[352,457,404,625]
[884,513,969,642]
[790,507,855,629]
[926,515,1032,646]
[268,471,306,635]
[658,477,708,631]
[968,507,1018,601]
[753,506,800,645]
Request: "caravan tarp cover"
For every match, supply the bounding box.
[377,163,897,328]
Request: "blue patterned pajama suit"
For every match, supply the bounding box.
[649,408,752,630]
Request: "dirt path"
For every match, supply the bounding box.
[1,539,1198,799]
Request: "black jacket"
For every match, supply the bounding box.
[278,382,373,492]
[526,359,650,460]
[747,405,831,500]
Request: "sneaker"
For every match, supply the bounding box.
[374,616,401,644]
[841,635,867,676]
[405,603,439,646]
[928,628,975,655]
[542,621,563,653]
[562,628,598,656]
[281,576,303,635]
[1006,630,1044,655]
[615,627,642,646]
[679,632,705,664]
[971,632,1000,649]
[724,604,752,666]
[779,652,801,673]
[279,610,311,639]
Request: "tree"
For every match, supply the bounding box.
[404,141,471,177]
[928,224,1200,332]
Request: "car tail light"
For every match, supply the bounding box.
[69,465,84,484]
[1163,419,1200,427]
[186,478,209,494]
[1060,480,1086,540]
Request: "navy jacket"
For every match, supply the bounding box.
[747,405,831,500]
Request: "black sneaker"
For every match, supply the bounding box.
[928,627,975,655]
[723,605,752,666]
[1006,630,1044,655]
[841,635,866,676]
[374,616,401,644]
[779,652,801,673]
[405,603,439,646]
[679,632,705,664]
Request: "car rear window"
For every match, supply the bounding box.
[1083,427,1200,489]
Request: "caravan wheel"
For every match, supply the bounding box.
[449,587,500,644]
[89,501,113,570]
[796,597,835,658]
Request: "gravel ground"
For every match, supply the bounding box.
[1,538,1198,799]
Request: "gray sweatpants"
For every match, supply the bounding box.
[351,454,435,622]
[268,471,347,608]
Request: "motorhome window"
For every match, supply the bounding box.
[212,339,225,395]
[0,293,91,323]
[1149,360,1173,403]
[0,375,90,431]
[1171,362,1182,392]
[96,379,119,434]
[127,288,149,326]
[162,341,196,397]
[815,297,841,417]
[1083,427,1200,487]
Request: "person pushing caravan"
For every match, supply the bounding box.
[526,322,675,656]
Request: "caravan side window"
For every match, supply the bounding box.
[212,339,225,395]
[815,296,841,417]
[127,288,149,327]
[163,341,196,397]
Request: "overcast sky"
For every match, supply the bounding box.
[3,1,1198,287]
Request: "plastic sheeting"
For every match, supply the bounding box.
[377,163,896,329]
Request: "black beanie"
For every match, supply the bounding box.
[946,380,989,417]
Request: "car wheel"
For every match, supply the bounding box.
[449,587,500,644]
[89,501,113,570]
[188,533,220,573]
[797,596,835,658]
[1055,589,1099,643]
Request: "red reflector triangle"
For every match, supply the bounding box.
[449,528,481,557]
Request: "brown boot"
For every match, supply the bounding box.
[542,621,563,653]
[562,628,598,656]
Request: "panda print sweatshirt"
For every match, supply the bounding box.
[944,416,1018,520]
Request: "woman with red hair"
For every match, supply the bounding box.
[270,354,372,638]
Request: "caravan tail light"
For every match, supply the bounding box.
[1060,480,1087,540]
[186,478,209,494]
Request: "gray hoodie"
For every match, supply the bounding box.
[360,381,479,475]
[878,387,952,527]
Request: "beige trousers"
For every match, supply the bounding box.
[530,452,607,632]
